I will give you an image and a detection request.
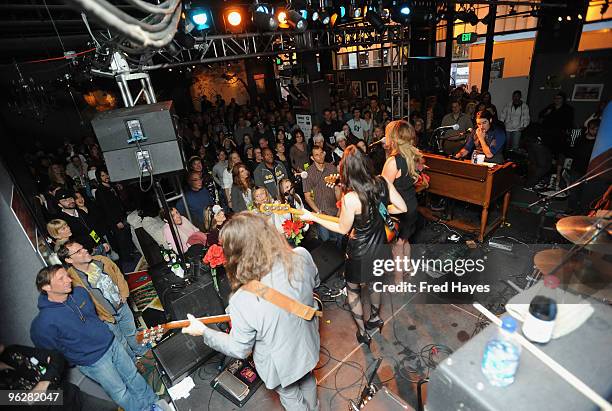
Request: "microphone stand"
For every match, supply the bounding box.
[528,166,612,209]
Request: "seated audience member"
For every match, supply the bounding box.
[176,171,215,229]
[31,265,159,411]
[254,148,288,199]
[440,100,473,155]
[57,242,149,365]
[231,163,254,212]
[454,110,506,164]
[160,207,204,253]
[202,206,226,246]
[0,343,116,411]
[273,178,308,235]
[332,132,348,165]
[567,119,601,210]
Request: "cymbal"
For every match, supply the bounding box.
[556,216,612,254]
[534,248,612,300]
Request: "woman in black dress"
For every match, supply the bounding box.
[300,146,406,348]
[382,120,424,282]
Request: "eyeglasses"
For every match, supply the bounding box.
[68,247,86,257]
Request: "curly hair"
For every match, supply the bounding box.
[385,120,423,183]
[220,212,299,290]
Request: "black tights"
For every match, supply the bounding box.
[345,282,381,334]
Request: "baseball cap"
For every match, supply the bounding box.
[55,189,74,202]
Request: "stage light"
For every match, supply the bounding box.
[391,1,412,24]
[312,10,319,21]
[286,10,307,31]
[189,8,212,30]
[277,9,288,27]
[320,11,331,25]
[253,4,277,30]
[300,9,309,20]
[228,11,242,26]
[366,8,386,33]
[223,7,245,32]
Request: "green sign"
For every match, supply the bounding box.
[457,32,478,44]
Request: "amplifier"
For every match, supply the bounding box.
[309,240,345,282]
[211,358,263,407]
[153,331,216,386]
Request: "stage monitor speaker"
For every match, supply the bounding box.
[165,274,230,322]
[153,331,216,386]
[310,240,345,282]
[91,101,185,182]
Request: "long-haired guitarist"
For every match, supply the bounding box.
[298,145,406,349]
[182,212,320,411]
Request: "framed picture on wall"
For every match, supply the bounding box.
[351,81,362,99]
[366,81,378,97]
[571,84,604,102]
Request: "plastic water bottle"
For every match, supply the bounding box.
[481,317,521,387]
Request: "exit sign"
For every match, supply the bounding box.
[457,32,478,44]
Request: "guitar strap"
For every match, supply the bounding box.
[241,280,322,321]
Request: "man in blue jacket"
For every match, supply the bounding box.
[30,265,159,411]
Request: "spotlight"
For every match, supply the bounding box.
[558,16,562,21]
[223,7,245,32]
[277,9,289,27]
[577,13,583,20]
[228,11,242,26]
[299,9,309,20]
[253,4,277,30]
[320,11,331,25]
[331,5,348,26]
[285,10,307,31]
[188,8,212,31]
[391,1,412,24]
[366,8,386,33]
[312,10,319,21]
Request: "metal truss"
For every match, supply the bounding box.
[142,24,410,71]
[388,27,410,121]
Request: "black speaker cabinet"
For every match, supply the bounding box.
[310,240,345,283]
[91,101,185,182]
[153,331,216,386]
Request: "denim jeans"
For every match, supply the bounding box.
[78,338,157,411]
[507,130,522,150]
[317,224,343,249]
[107,303,147,361]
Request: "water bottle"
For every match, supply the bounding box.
[481,317,521,387]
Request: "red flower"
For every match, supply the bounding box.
[282,220,305,237]
[203,244,226,268]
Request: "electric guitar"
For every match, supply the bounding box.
[137,296,324,345]
[260,203,399,242]
[136,314,232,345]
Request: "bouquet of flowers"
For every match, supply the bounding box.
[415,158,430,192]
[282,219,306,246]
[203,244,226,291]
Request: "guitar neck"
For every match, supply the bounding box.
[288,207,339,223]
[164,314,231,331]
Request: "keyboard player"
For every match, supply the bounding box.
[454,110,506,164]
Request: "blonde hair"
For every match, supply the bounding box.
[47,219,68,239]
[253,186,272,209]
[220,212,298,290]
[385,120,423,183]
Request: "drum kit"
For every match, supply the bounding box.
[531,213,611,302]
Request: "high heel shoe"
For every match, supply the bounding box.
[356,330,372,348]
[365,318,384,333]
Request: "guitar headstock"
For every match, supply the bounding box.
[324,173,340,188]
[260,203,290,214]
[136,324,167,346]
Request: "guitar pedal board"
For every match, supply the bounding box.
[211,358,262,407]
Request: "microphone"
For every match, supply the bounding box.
[368,137,386,149]
[458,127,474,136]
[435,124,460,131]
